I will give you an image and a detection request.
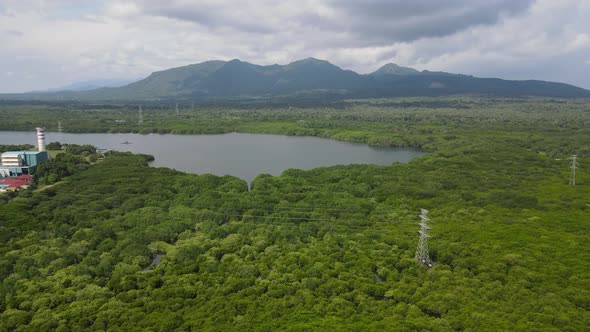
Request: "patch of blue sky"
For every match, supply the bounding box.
[45,0,104,20]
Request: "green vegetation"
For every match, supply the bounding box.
[0,144,35,153]
[0,97,589,330]
[46,142,62,151]
[33,144,101,186]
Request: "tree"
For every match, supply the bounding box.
[46,141,62,150]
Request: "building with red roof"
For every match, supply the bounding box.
[0,174,33,192]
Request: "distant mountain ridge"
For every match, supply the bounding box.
[30,78,138,93]
[371,63,420,76]
[3,58,590,100]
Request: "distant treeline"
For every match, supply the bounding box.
[0,97,350,109]
[0,144,35,153]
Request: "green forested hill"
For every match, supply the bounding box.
[2,58,590,100]
[0,98,589,330]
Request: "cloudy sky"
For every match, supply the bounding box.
[1,0,589,92]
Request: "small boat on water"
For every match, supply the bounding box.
[121,141,132,145]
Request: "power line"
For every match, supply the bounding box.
[210,210,394,223]
[213,205,388,214]
[185,209,415,231]
[191,202,389,213]
[190,207,396,222]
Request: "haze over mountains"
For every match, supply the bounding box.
[29,79,137,93]
[3,58,589,101]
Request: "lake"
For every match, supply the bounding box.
[0,131,425,183]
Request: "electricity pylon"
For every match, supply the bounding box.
[138,106,144,124]
[569,155,578,186]
[415,208,433,267]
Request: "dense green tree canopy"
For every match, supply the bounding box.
[0,97,589,330]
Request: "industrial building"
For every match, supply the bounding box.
[0,127,49,178]
[0,150,49,176]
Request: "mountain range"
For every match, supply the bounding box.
[29,79,137,93]
[2,58,589,100]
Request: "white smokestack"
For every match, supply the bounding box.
[36,127,46,152]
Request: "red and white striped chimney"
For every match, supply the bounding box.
[36,127,46,152]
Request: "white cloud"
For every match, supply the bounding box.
[0,0,589,92]
[106,1,141,16]
[379,0,590,87]
[569,34,590,50]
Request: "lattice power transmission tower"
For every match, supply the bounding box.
[175,102,179,116]
[415,208,433,267]
[138,105,144,124]
[569,155,578,186]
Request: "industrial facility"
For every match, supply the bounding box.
[0,128,49,190]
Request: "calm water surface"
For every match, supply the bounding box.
[0,131,426,183]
